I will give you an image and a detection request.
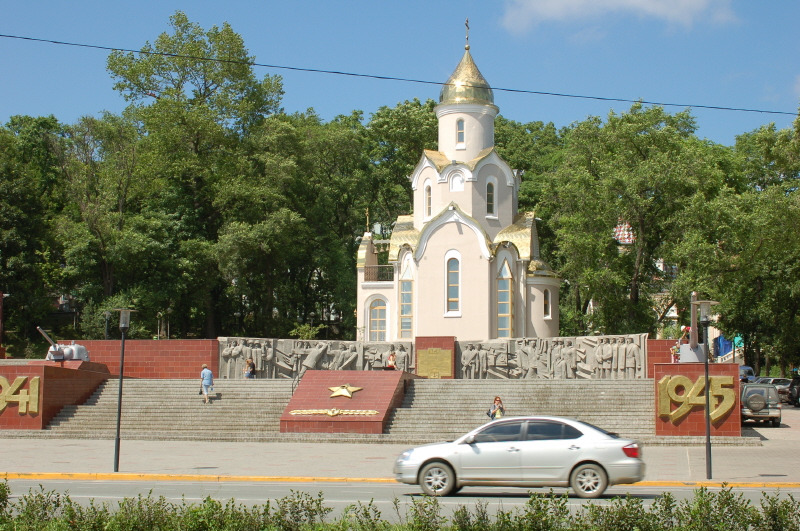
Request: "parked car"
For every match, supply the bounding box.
[755,378,792,402]
[740,383,781,427]
[788,377,800,407]
[739,366,756,382]
[393,416,644,498]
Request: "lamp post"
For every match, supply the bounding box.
[691,299,719,480]
[113,308,133,472]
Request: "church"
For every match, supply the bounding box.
[356,41,560,342]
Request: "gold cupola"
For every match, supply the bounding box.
[439,45,494,106]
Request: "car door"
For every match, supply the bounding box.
[458,420,523,481]
[519,420,585,482]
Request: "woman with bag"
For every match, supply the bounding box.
[487,396,505,420]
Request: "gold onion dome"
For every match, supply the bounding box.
[439,45,494,106]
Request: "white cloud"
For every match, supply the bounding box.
[501,0,736,34]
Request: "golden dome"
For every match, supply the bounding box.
[439,46,494,106]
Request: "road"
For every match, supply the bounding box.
[2,402,799,523]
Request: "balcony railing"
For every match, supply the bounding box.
[363,265,394,282]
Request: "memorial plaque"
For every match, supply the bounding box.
[417,347,453,379]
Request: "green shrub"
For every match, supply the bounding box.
[341,499,390,531]
[268,490,332,530]
[756,491,800,531]
[2,482,800,530]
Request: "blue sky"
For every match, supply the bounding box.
[1,1,798,146]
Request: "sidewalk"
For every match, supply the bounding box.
[1,431,799,487]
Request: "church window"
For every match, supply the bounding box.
[425,183,432,217]
[450,172,464,192]
[456,119,465,148]
[400,280,413,338]
[399,261,413,338]
[446,256,460,313]
[497,260,513,337]
[487,182,495,215]
[543,289,551,319]
[369,299,387,341]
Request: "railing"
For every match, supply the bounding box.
[363,265,394,282]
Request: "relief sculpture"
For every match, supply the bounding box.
[217,338,414,379]
[457,333,647,380]
[218,335,643,380]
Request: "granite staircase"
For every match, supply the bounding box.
[0,377,755,445]
[385,379,656,442]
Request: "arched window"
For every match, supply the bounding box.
[399,260,413,339]
[425,183,432,217]
[487,182,495,215]
[369,299,387,341]
[456,119,465,147]
[543,289,551,319]
[446,257,460,313]
[450,172,464,192]
[497,260,513,337]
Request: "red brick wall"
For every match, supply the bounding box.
[79,340,219,379]
[653,362,740,436]
[646,339,675,378]
[0,361,110,429]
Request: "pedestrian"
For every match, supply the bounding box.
[386,351,397,370]
[243,357,256,379]
[487,396,505,420]
[200,363,214,404]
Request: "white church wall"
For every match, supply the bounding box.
[435,103,497,160]
[414,222,491,339]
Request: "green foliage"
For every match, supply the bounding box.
[340,499,390,531]
[2,483,800,530]
[289,323,326,340]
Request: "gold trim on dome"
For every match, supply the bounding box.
[494,212,536,261]
[422,147,496,172]
[440,47,494,106]
[389,216,419,261]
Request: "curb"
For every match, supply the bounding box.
[2,473,800,489]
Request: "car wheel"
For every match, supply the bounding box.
[570,463,608,499]
[772,418,781,427]
[746,394,766,412]
[419,462,455,496]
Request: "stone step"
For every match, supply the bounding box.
[34,377,754,446]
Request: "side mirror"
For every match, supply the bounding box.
[463,434,475,444]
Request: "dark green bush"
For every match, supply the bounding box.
[1,483,799,530]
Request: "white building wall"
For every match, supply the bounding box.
[435,103,497,161]
[414,222,491,340]
[526,277,561,338]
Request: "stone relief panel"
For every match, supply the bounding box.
[218,335,644,380]
[456,333,647,380]
[217,338,414,379]
[458,341,509,379]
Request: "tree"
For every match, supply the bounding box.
[0,116,66,350]
[535,104,726,335]
[366,98,438,232]
[100,11,285,338]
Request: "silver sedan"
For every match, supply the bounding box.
[394,415,645,498]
